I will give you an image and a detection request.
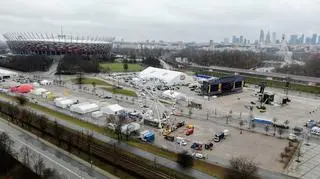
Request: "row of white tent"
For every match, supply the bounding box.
[53,97,125,116]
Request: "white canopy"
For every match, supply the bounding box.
[40,80,53,85]
[162,90,186,101]
[92,111,103,118]
[70,103,99,114]
[55,98,77,109]
[139,67,191,86]
[100,104,124,115]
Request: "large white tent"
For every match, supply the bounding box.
[70,103,99,114]
[161,90,187,101]
[55,98,78,109]
[100,104,124,115]
[139,67,192,86]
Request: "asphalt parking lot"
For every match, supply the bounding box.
[1,74,319,174]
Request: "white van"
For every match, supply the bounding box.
[176,137,187,146]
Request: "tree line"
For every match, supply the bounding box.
[0,55,53,72]
[274,53,320,77]
[56,55,100,74]
[172,48,286,69]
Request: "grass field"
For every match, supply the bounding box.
[72,77,112,86]
[70,77,138,97]
[99,86,138,97]
[100,63,144,72]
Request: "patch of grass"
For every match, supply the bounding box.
[100,63,143,72]
[99,86,138,97]
[72,77,111,86]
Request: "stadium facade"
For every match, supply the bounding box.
[3,32,114,55]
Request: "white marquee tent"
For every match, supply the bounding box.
[121,122,140,134]
[139,67,192,86]
[161,90,187,101]
[100,104,124,115]
[55,98,78,109]
[70,103,99,114]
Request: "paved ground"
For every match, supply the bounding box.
[287,142,320,179]
[0,118,111,179]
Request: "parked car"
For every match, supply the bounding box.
[176,137,187,146]
[204,142,213,150]
[192,152,207,159]
[186,128,194,135]
[213,131,225,142]
[164,135,175,142]
[288,133,297,141]
[190,143,203,150]
[293,126,303,135]
[176,121,185,128]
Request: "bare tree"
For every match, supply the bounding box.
[250,122,256,130]
[296,148,302,162]
[16,95,28,106]
[0,132,14,156]
[43,168,62,179]
[272,117,277,136]
[91,81,96,93]
[227,156,258,179]
[33,156,46,176]
[239,120,244,134]
[277,128,284,138]
[20,146,31,168]
[264,125,270,135]
[280,152,285,162]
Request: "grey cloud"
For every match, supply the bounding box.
[0,0,320,42]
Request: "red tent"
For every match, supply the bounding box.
[10,84,33,93]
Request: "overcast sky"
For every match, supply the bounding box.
[1,0,320,42]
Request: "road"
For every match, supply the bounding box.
[189,63,320,84]
[0,118,112,179]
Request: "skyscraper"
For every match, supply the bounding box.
[244,38,247,45]
[259,30,264,43]
[265,32,271,44]
[240,35,244,44]
[272,32,276,44]
[311,33,317,44]
[289,35,298,44]
[223,38,229,44]
[318,36,320,44]
[299,34,304,44]
[232,36,236,44]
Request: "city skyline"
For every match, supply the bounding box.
[1,0,320,42]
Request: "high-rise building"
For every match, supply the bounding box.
[272,32,276,44]
[311,33,317,44]
[223,38,229,44]
[289,35,298,44]
[239,35,243,44]
[265,31,271,44]
[305,37,311,44]
[299,34,304,44]
[232,36,236,44]
[236,38,240,44]
[247,40,250,44]
[259,30,264,43]
[244,38,247,45]
[318,36,320,44]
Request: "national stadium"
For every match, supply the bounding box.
[2,32,114,55]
